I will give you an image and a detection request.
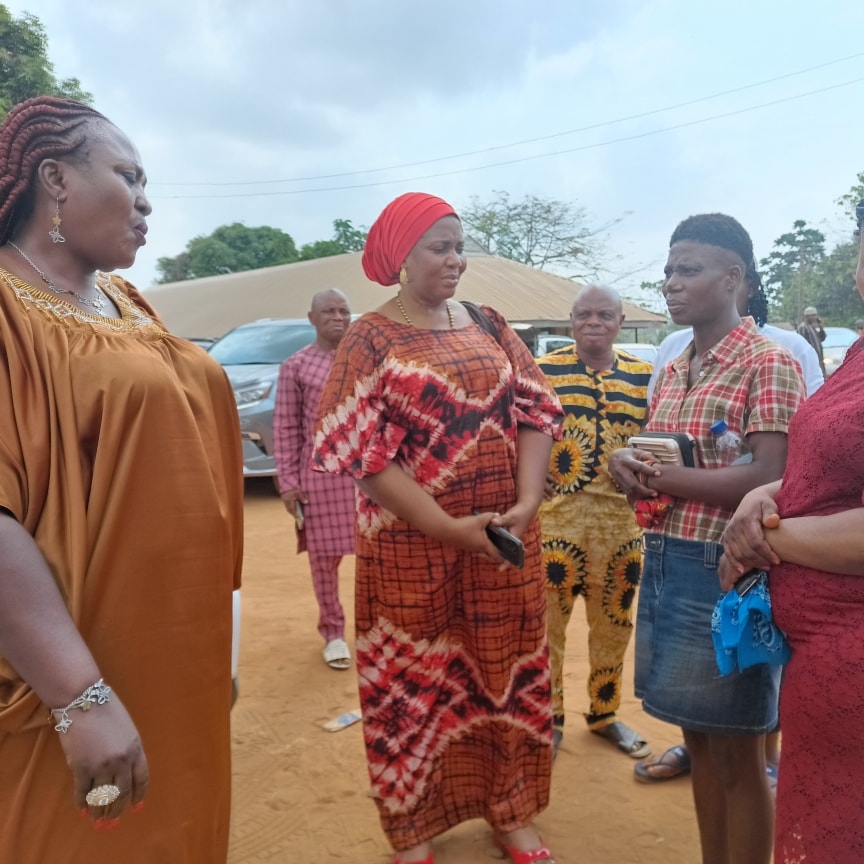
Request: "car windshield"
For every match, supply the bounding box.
[614,343,658,364]
[822,327,858,349]
[539,337,575,353]
[208,322,315,365]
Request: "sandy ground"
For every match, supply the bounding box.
[228,479,700,864]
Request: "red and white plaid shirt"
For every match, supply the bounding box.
[647,317,804,542]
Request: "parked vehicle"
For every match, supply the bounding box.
[535,334,575,356]
[614,342,659,366]
[187,336,216,350]
[208,318,316,477]
[821,326,860,377]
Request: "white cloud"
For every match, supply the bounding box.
[5,0,864,312]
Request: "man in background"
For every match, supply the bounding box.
[274,289,356,670]
[537,284,653,760]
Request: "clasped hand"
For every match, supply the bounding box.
[719,484,782,593]
[454,505,530,570]
[607,447,661,506]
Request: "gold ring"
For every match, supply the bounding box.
[86,784,121,807]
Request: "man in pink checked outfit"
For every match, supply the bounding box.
[274,288,357,670]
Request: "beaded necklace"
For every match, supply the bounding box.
[395,292,454,329]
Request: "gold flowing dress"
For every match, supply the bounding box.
[0,269,243,863]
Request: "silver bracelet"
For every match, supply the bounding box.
[50,678,112,733]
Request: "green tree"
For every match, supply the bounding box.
[836,170,864,225]
[0,6,92,119]
[156,223,299,283]
[460,190,613,279]
[298,219,366,261]
[760,220,827,324]
[809,239,861,325]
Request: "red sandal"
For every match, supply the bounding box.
[493,834,556,864]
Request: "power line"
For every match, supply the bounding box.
[152,50,864,189]
[150,75,864,200]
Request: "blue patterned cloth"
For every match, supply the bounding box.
[712,570,791,675]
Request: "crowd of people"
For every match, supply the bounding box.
[1,94,862,864]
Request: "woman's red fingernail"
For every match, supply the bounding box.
[95,817,121,831]
[131,802,145,813]
[79,808,90,818]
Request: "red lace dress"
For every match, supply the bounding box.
[771,339,864,863]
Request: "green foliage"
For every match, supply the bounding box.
[158,219,368,283]
[836,171,864,224]
[0,7,92,120]
[460,190,612,279]
[808,239,861,326]
[760,176,864,327]
[760,220,827,324]
[156,223,299,282]
[298,219,366,261]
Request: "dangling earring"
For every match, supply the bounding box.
[399,265,408,288]
[49,198,65,244]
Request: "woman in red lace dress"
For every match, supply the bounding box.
[721,204,864,862]
[313,193,562,864]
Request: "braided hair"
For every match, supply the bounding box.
[0,96,109,244]
[745,267,769,327]
[670,212,767,325]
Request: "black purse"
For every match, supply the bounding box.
[461,301,499,342]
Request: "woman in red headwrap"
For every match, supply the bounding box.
[313,193,563,864]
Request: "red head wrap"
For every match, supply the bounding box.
[362,192,459,286]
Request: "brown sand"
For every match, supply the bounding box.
[228,480,700,863]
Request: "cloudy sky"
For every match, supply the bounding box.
[9,0,864,307]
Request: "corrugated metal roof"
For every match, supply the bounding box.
[144,250,666,339]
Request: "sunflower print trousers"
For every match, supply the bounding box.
[539,490,643,731]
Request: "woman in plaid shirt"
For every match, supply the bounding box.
[609,213,804,864]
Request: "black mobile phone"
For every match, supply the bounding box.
[485,524,525,568]
[473,511,525,567]
[734,569,764,597]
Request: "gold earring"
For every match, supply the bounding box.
[49,198,65,244]
[399,265,408,288]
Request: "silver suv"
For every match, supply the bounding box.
[208,318,316,477]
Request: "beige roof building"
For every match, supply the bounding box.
[144,249,666,341]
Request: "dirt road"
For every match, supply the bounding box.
[228,480,699,863]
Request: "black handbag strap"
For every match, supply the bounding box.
[461,301,499,342]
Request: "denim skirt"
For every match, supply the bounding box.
[635,533,780,734]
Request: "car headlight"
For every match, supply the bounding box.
[233,381,273,406]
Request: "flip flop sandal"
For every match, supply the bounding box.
[323,639,351,670]
[633,744,691,783]
[591,721,651,759]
